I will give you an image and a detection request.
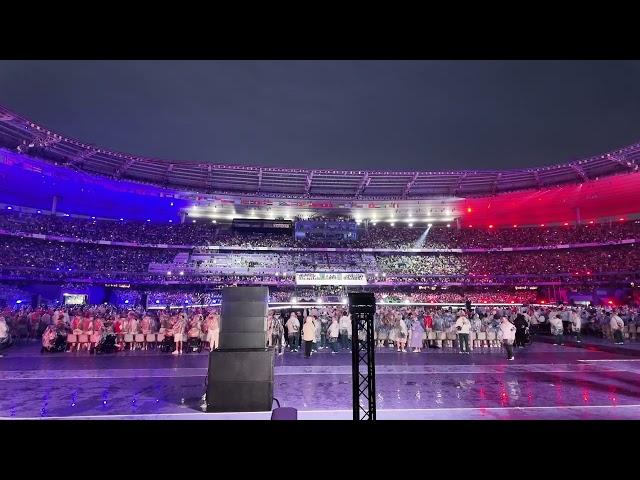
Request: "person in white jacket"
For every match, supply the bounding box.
[328,317,341,354]
[454,311,471,354]
[609,311,625,344]
[286,312,301,352]
[302,314,317,358]
[498,317,516,360]
[338,312,351,351]
[549,313,565,346]
[570,308,582,343]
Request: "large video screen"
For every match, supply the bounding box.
[63,293,87,305]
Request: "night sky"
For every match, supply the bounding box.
[1,60,640,171]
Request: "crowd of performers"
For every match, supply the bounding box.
[0,301,637,358]
[35,306,221,354]
[265,303,639,359]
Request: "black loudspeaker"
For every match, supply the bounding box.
[206,348,274,412]
[206,286,273,412]
[220,286,268,349]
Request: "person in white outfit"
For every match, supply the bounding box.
[498,317,516,360]
[338,312,351,351]
[570,308,582,343]
[549,313,564,345]
[328,317,340,354]
[286,312,301,352]
[455,311,471,354]
[609,311,625,344]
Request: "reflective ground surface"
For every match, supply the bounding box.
[1,338,640,420]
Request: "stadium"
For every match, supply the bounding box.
[1,79,640,420]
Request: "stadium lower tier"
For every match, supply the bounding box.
[1,283,636,309]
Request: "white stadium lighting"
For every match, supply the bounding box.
[166,271,172,275]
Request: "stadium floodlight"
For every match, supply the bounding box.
[37,210,41,213]
[212,220,216,223]
[16,300,22,304]
[408,223,413,227]
[146,219,151,222]
[6,206,12,210]
[179,271,184,276]
[192,220,196,223]
[316,298,323,304]
[372,222,377,226]
[341,298,347,305]
[124,300,129,304]
[120,218,124,221]
[169,220,173,223]
[427,223,432,227]
[170,202,174,206]
[166,271,172,275]
[390,222,395,227]
[446,224,451,228]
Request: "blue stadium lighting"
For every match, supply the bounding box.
[146,219,151,222]
[155,300,160,304]
[56,267,60,271]
[120,218,124,221]
[124,300,129,304]
[37,210,41,214]
[15,300,22,304]
[170,202,174,206]
[169,220,173,223]
[6,206,12,210]
[91,216,96,219]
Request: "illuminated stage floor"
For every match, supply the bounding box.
[1,339,640,420]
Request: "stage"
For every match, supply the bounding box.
[2,340,640,420]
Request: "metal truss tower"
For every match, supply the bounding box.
[349,292,376,421]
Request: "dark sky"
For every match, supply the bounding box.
[1,60,639,171]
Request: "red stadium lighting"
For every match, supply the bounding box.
[608,300,614,305]
[513,224,517,228]
[468,225,473,228]
[589,220,594,224]
[489,225,494,229]
[540,300,546,304]
[619,218,625,221]
[467,207,472,213]
[564,222,569,226]
[587,271,591,275]
[540,224,545,227]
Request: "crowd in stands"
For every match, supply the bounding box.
[0,210,217,245]
[0,236,181,273]
[3,232,638,280]
[374,245,640,276]
[146,291,222,307]
[2,209,639,250]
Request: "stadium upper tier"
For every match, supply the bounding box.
[1,104,639,199]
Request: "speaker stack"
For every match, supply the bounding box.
[206,286,274,412]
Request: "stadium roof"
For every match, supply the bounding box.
[0,104,638,200]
